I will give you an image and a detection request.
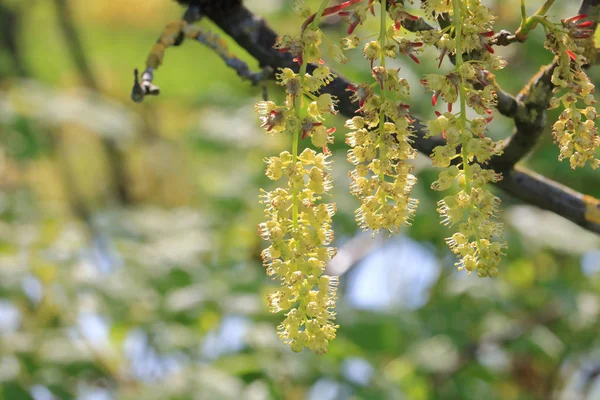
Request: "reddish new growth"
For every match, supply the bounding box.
[260,109,285,132]
[562,14,594,39]
[347,83,373,111]
[302,0,363,33]
[420,72,461,112]
[479,31,495,53]
[397,41,423,64]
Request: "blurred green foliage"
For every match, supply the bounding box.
[0,0,599,399]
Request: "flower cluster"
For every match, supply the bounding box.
[545,14,599,169]
[423,0,506,277]
[418,0,505,70]
[345,0,419,233]
[431,114,506,277]
[257,146,338,354]
[256,0,342,354]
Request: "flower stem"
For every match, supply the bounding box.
[452,0,470,193]
[377,0,387,204]
[516,0,556,41]
[292,0,330,232]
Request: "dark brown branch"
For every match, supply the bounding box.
[578,0,600,25]
[492,166,600,234]
[491,62,557,171]
[493,30,520,47]
[402,17,435,32]
[191,3,600,235]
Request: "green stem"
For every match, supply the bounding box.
[453,0,483,251]
[292,0,330,232]
[313,0,330,27]
[452,0,470,193]
[516,0,556,40]
[377,0,387,204]
[292,65,307,232]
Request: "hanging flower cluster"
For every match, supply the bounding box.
[544,14,599,169]
[421,0,507,277]
[251,0,599,350]
[133,0,600,355]
[255,0,357,354]
[345,0,419,233]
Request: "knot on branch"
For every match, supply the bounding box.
[131,68,159,103]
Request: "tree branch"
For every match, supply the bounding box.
[491,62,556,170]
[167,2,600,235]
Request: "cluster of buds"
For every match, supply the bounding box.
[344,0,419,233]
[256,0,346,354]
[423,0,506,277]
[545,14,599,169]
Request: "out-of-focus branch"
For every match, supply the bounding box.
[0,4,28,78]
[53,0,131,204]
[53,0,97,89]
[132,9,269,103]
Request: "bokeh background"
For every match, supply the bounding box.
[0,0,599,399]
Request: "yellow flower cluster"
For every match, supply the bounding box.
[346,115,418,232]
[545,19,599,169]
[256,0,340,354]
[431,119,505,276]
[424,0,506,277]
[258,146,339,354]
[345,0,419,234]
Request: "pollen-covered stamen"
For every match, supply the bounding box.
[322,128,337,154]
